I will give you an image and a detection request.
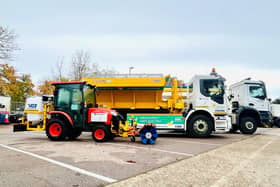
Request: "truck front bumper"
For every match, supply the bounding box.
[214,115,231,133]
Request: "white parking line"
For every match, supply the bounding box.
[0,144,117,183]
[160,139,222,146]
[104,142,194,156]
[21,132,45,136]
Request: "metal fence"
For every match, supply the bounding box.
[11,101,25,114]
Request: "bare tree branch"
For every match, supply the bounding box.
[0,26,18,61]
[52,56,65,81]
[70,50,91,80]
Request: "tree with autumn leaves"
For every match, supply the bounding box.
[0,26,116,99]
[0,27,34,101]
[0,64,35,102]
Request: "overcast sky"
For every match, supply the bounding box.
[1,0,280,98]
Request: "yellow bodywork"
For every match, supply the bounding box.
[83,75,186,113]
[84,76,166,87]
[21,103,52,131]
[111,121,136,138]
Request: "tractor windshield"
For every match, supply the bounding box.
[200,79,225,104]
[84,85,96,108]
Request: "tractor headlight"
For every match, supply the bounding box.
[110,111,118,116]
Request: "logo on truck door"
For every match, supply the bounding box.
[91,113,108,122]
[28,104,37,109]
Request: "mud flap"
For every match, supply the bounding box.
[13,124,27,132]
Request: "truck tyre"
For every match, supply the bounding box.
[46,118,68,141]
[239,117,257,134]
[68,128,82,140]
[92,125,109,142]
[188,115,213,138]
[275,119,280,128]
[229,125,239,133]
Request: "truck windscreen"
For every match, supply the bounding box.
[249,84,266,100]
[200,79,224,104]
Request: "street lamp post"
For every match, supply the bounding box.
[129,67,134,75]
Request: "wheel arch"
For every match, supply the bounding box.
[185,109,215,131]
[49,111,74,126]
[237,107,261,127]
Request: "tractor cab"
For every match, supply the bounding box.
[52,81,97,130]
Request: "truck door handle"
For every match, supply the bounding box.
[249,103,254,106]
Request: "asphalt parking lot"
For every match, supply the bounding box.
[0,124,270,187]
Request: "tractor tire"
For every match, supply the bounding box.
[187,115,213,138]
[229,125,239,133]
[68,128,82,140]
[92,125,109,142]
[46,118,68,141]
[239,117,257,134]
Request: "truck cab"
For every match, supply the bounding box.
[0,95,11,124]
[228,78,271,133]
[184,69,231,137]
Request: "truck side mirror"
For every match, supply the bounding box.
[228,94,234,101]
[268,98,272,102]
[232,101,239,109]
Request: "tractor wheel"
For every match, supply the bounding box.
[68,128,82,140]
[130,136,136,142]
[229,125,239,133]
[188,115,213,138]
[92,125,109,142]
[239,117,257,134]
[46,118,68,141]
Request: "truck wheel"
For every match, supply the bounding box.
[229,125,239,133]
[46,119,68,141]
[239,117,257,134]
[92,125,109,142]
[275,119,280,128]
[68,128,82,140]
[188,115,213,138]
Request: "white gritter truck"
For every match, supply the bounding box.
[271,104,280,127]
[228,78,272,134]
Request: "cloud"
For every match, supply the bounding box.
[16,34,280,98]
[25,33,280,67]
[27,33,225,56]
[110,61,280,99]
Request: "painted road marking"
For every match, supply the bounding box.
[160,139,222,146]
[21,131,220,148]
[0,144,117,183]
[22,132,45,136]
[104,142,194,156]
